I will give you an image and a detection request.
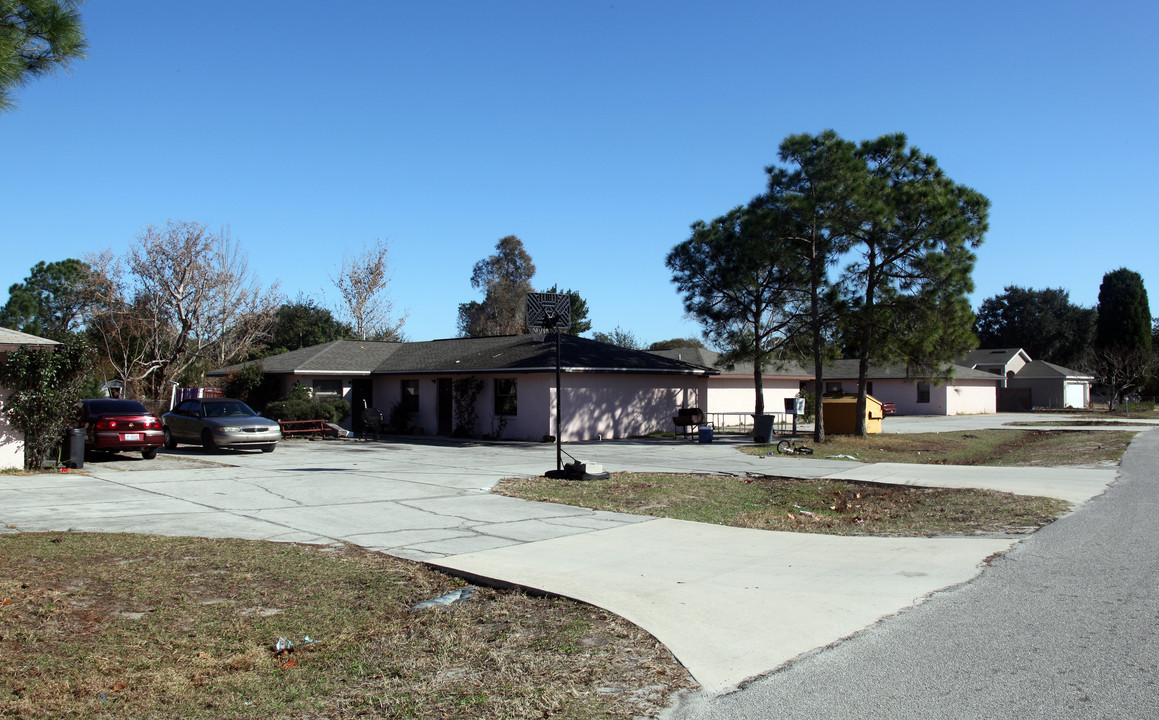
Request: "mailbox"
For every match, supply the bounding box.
[785,397,806,415]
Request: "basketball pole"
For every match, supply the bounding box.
[555,327,562,473]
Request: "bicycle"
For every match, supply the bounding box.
[776,438,814,455]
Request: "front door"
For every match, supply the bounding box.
[437,378,453,435]
[351,379,372,434]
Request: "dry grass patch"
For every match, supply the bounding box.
[0,533,693,719]
[741,429,1134,467]
[496,473,1070,537]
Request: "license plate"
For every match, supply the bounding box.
[122,433,141,441]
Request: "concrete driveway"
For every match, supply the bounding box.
[0,429,1129,694]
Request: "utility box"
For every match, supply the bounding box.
[822,395,884,435]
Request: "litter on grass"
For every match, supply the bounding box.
[412,586,478,611]
[273,636,316,656]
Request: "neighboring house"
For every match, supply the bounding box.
[650,348,1002,417]
[806,359,1000,416]
[1008,360,1093,410]
[961,348,1092,410]
[648,348,803,422]
[0,327,60,470]
[960,348,1031,387]
[211,334,717,442]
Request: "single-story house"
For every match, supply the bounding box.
[0,327,60,469]
[960,348,1093,410]
[649,348,1002,417]
[648,348,802,422]
[211,334,718,442]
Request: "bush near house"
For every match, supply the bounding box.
[0,339,92,469]
[264,397,350,424]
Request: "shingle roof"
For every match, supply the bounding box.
[1014,360,1094,380]
[212,335,717,377]
[962,348,1028,368]
[0,327,58,348]
[650,347,999,381]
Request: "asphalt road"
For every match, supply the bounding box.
[666,428,1159,720]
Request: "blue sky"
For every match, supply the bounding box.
[5,1,1157,345]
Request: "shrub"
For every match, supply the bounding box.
[223,362,280,409]
[265,398,350,423]
[452,376,484,438]
[0,339,93,469]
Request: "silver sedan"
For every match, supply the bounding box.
[162,398,282,453]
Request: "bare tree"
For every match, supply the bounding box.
[1090,346,1154,410]
[85,221,280,402]
[85,250,164,398]
[332,239,406,341]
[203,229,281,366]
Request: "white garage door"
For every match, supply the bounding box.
[1064,382,1086,409]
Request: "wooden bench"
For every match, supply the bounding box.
[673,407,707,439]
[277,419,331,438]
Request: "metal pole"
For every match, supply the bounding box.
[555,329,563,472]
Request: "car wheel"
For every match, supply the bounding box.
[260,443,276,453]
[163,427,178,449]
[142,447,158,460]
[202,430,221,454]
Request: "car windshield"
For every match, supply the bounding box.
[204,401,257,418]
[87,400,149,415]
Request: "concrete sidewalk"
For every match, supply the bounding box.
[0,435,1127,694]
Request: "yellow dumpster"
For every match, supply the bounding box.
[821,395,884,435]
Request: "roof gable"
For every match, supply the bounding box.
[962,347,1031,369]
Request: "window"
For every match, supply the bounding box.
[313,379,342,400]
[866,382,874,396]
[401,379,419,413]
[917,382,931,404]
[825,382,843,395]
[494,379,518,416]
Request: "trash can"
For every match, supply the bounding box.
[698,425,713,443]
[753,415,776,444]
[63,428,85,469]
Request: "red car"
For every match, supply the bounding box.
[78,399,165,459]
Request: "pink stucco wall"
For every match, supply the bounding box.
[556,373,706,441]
[944,380,999,415]
[706,376,802,422]
[0,386,24,470]
[819,377,997,416]
[367,372,706,441]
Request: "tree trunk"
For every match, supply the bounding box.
[812,269,825,444]
[855,252,878,437]
[753,355,765,416]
